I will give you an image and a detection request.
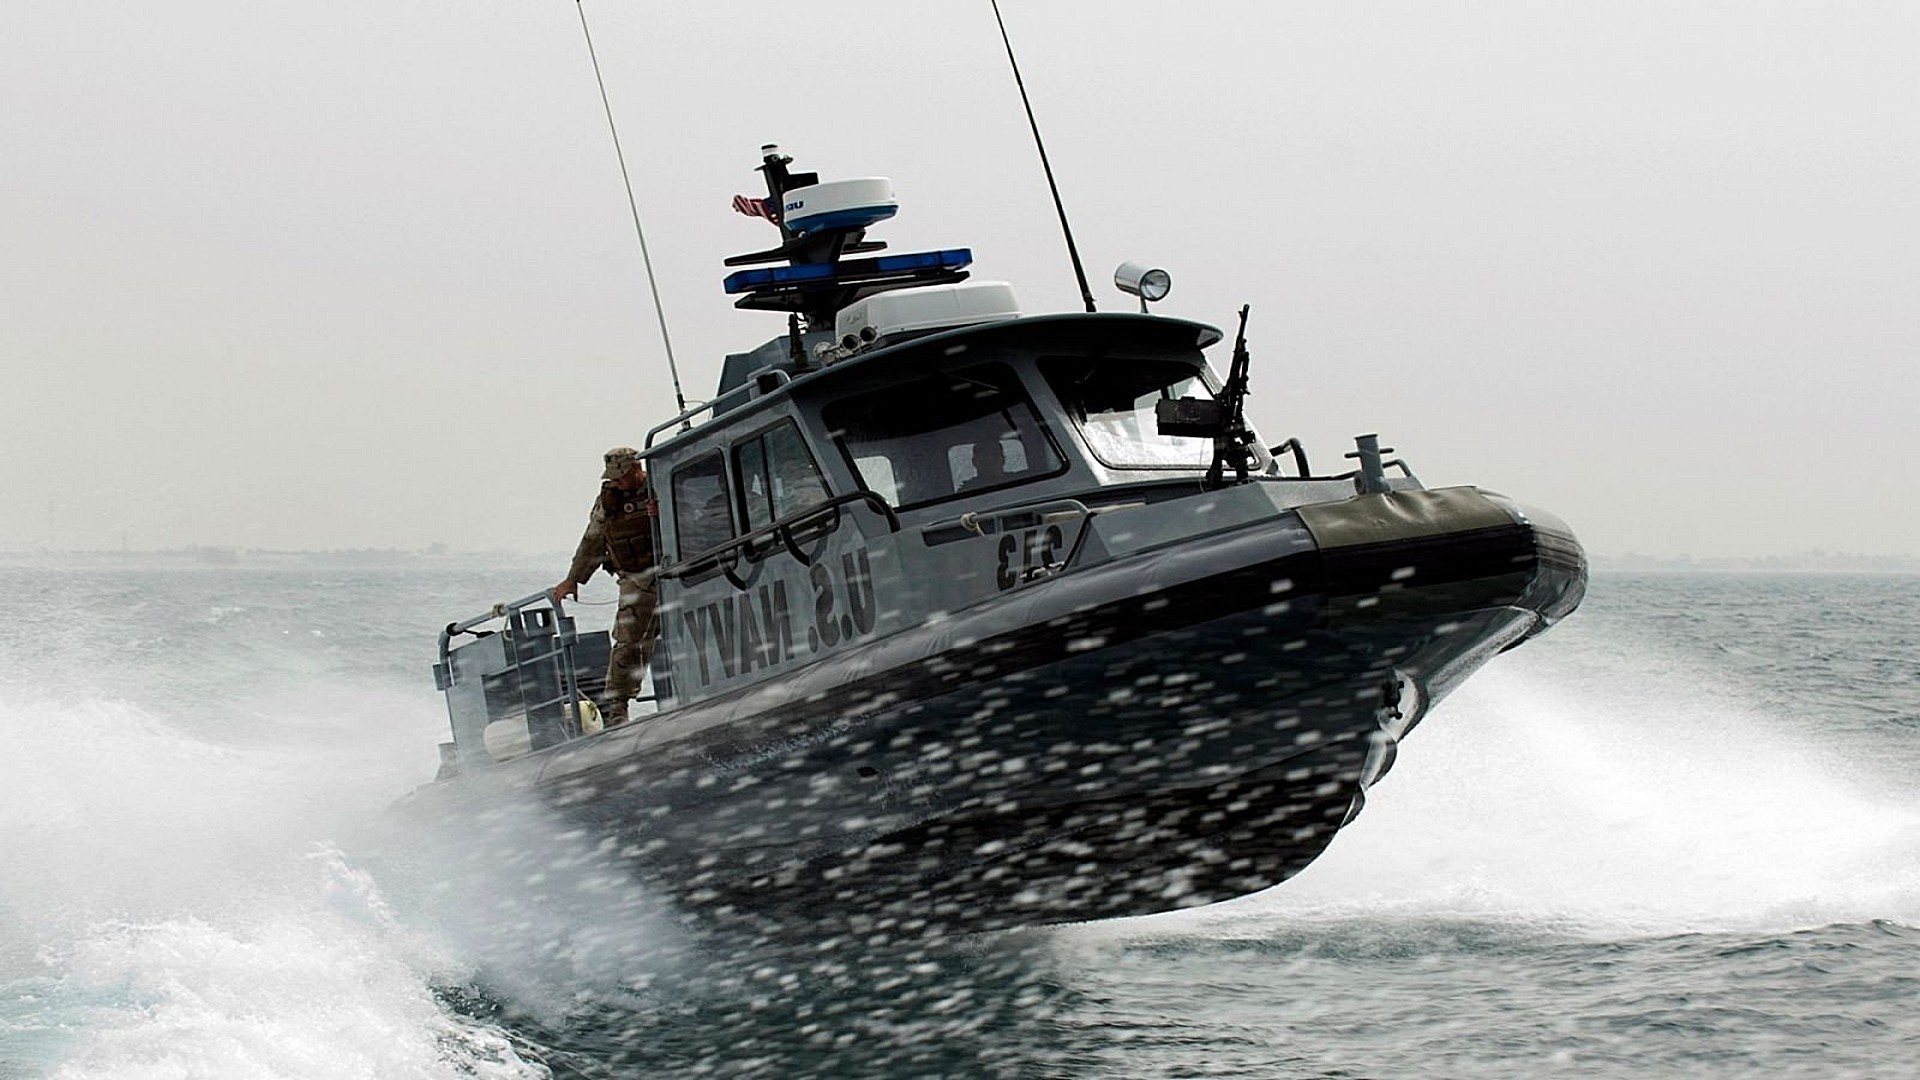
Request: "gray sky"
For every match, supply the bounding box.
[3,2,1914,558]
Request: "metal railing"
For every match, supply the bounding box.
[435,589,595,747]
[642,369,794,449]
[655,490,901,589]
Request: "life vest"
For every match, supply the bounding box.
[599,483,655,574]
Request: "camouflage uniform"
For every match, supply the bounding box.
[564,448,659,725]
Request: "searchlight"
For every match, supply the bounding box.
[1114,261,1171,311]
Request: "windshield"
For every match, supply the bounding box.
[1041,356,1218,469]
[823,362,1064,510]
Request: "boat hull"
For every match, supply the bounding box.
[408,488,1584,936]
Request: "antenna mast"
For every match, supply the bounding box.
[990,0,1096,313]
[574,0,688,413]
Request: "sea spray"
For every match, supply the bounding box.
[1145,641,1920,938]
[0,682,548,1078]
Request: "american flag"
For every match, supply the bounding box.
[731,194,780,222]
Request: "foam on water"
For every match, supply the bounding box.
[42,908,541,1079]
[0,686,549,1078]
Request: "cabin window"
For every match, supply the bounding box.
[1041,357,1217,469]
[823,362,1065,510]
[670,452,734,558]
[735,419,831,532]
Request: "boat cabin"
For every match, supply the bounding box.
[640,299,1274,707]
[621,148,1292,709]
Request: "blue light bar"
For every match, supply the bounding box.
[723,248,973,295]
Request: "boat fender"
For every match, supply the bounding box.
[482,718,533,762]
[572,698,604,736]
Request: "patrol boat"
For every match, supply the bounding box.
[420,148,1586,936]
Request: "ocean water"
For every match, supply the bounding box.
[2,564,1917,1078]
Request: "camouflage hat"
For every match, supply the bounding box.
[601,446,642,480]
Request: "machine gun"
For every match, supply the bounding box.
[1155,304,1259,489]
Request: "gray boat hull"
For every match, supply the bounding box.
[405,491,1583,936]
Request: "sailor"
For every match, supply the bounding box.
[554,446,659,727]
[959,436,1012,492]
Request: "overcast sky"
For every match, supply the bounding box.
[2,2,1914,559]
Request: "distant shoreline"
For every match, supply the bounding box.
[1591,554,1920,574]
[2,548,1914,574]
[0,548,562,570]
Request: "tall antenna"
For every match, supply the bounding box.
[574,0,689,413]
[990,0,1096,313]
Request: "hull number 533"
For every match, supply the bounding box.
[996,525,1064,590]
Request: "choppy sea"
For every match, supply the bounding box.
[2,564,1916,1078]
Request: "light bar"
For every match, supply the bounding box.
[724,249,974,295]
